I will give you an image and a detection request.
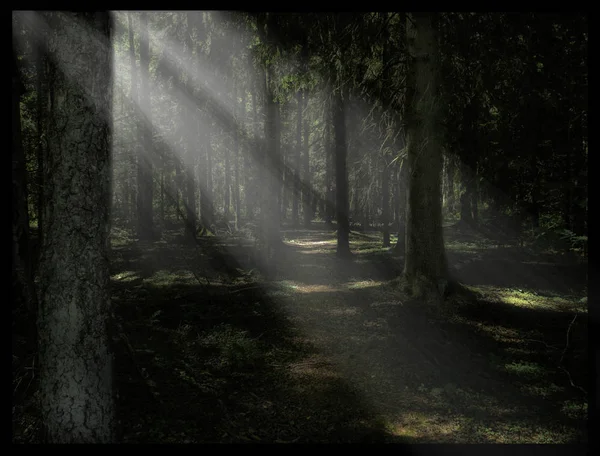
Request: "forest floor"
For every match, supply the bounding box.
[13,221,588,443]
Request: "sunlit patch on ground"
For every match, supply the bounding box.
[347,279,383,289]
[464,285,585,312]
[111,270,140,282]
[146,269,196,287]
[290,240,336,247]
[293,284,343,294]
[326,307,361,317]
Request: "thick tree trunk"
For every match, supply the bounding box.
[333,89,351,257]
[403,13,448,297]
[38,11,115,443]
[302,91,312,227]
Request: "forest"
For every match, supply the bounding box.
[12,11,588,444]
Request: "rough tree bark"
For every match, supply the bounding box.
[403,13,448,297]
[37,11,115,442]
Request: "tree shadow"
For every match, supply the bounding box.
[110,234,402,443]
[259,230,587,443]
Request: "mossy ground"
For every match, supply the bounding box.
[12,222,587,443]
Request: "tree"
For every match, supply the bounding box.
[12,48,37,315]
[136,12,155,241]
[37,11,115,443]
[403,13,448,297]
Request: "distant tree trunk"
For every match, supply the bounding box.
[571,117,587,237]
[325,97,334,224]
[234,83,241,229]
[393,157,408,255]
[34,33,47,275]
[403,13,448,296]
[248,86,260,220]
[183,16,198,238]
[333,89,351,257]
[459,162,473,225]
[292,90,302,226]
[265,65,281,253]
[224,109,231,222]
[381,154,391,246]
[445,153,456,215]
[362,150,371,231]
[38,11,115,442]
[561,130,572,230]
[240,87,251,221]
[12,50,37,314]
[160,169,165,223]
[126,13,138,227]
[302,86,312,227]
[136,12,154,240]
[184,164,197,237]
[174,161,182,221]
[205,134,215,227]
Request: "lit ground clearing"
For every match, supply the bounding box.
[12,222,588,443]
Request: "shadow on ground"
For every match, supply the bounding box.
[110,233,401,443]
[12,223,587,443]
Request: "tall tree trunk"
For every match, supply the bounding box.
[126,13,138,228]
[393,157,408,255]
[206,133,214,226]
[325,97,334,224]
[334,89,351,257]
[34,36,46,274]
[471,162,479,224]
[264,62,281,260]
[38,11,115,442]
[224,132,231,222]
[381,154,391,246]
[445,153,455,215]
[302,91,312,227]
[136,12,154,240]
[234,82,241,229]
[292,90,302,226]
[240,87,250,221]
[403,13,448,297]
[459,162,473,225]
[183,13,198,238]
[12,50,37,314]
[248,86,259,220]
